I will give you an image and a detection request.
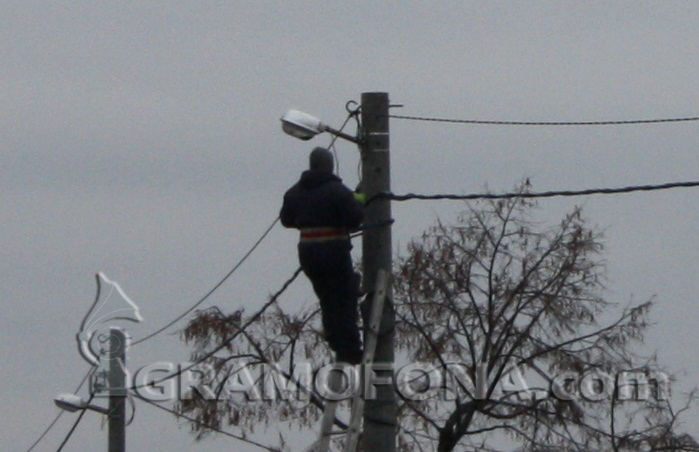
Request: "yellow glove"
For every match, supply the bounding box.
[353,192,367,204]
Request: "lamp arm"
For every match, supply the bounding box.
[321,124,362,144]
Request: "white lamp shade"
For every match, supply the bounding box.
[280,109,326,140]
[54,393,87,412]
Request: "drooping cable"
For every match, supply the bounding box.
[131,215,280,346]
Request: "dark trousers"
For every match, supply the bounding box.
[298,241,363,364]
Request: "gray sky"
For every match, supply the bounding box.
[3,2,699,450]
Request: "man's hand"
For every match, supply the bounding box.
[353,192,367,204]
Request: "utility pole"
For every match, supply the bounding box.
[360,92,396,451]
[108,327,127,452]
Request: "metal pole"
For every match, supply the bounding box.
[108,328,127,452]
[360,92,396,451]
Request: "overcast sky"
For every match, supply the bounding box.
[3,2,699,451]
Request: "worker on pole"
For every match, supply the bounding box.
[280,147,364,364]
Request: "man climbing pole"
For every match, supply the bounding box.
[280,147,365,365]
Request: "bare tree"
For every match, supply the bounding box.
[393,186,696,451]
[174,184,696,451]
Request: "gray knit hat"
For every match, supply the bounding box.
[309,147,334,173]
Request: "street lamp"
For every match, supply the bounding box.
[54,328,128,451]
[54,393,109,414]
[281,109,360,144]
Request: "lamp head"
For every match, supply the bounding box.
[54,393,110,414]
[54,393,87,412]
[281,109,327,140]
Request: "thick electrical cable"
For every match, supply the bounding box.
[25,368,93,452]
[131,216,280,346]
[130,267,302,391]
[132,394,280,451]
[55,391,96,452]
[389,113,699,126]
[369,180,699,205]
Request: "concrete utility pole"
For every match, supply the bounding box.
[360,92,396,451]
[108,328,127,452]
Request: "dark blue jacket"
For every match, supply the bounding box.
[280,170,364,231]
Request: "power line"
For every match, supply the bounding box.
[130,266,302,391]
[25,368,94,452]
[56,391,96,452]
[131,216,280,346]
[369,180,699,204]
[132,394,281,452]
[388,113,699,126]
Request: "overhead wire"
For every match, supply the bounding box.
[377,111,699,205]
[25,367,94,452]
[388,113,699,126]
[368,180,699,204]
[129,266,302,392]
[55,390,96,452]
[131,215,280,346]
